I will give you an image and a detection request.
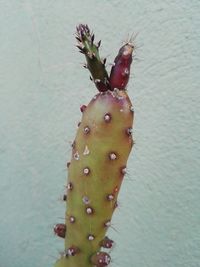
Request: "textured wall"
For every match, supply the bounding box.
[0,1,200,267]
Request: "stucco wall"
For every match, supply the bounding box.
[0,1,200,267]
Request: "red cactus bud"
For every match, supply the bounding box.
[110,43,134,90]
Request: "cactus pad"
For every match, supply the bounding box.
[54,24,135,267]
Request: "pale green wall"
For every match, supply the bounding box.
[0,1,200,267]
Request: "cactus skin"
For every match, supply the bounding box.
[54,25,134,267]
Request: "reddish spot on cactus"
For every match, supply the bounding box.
[80,105,87,112]
[91,252,111,267]
[100,236,114,249]
[54,223,66,238]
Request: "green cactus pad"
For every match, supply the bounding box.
[54,24,135,267]
[55,89,134,267]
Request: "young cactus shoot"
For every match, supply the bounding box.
[54,24,135,267]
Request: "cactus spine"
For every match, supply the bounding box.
[54,24,134,267]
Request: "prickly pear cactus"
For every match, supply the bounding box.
[54,24,135,267]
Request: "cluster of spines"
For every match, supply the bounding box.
[54,24,134,267]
